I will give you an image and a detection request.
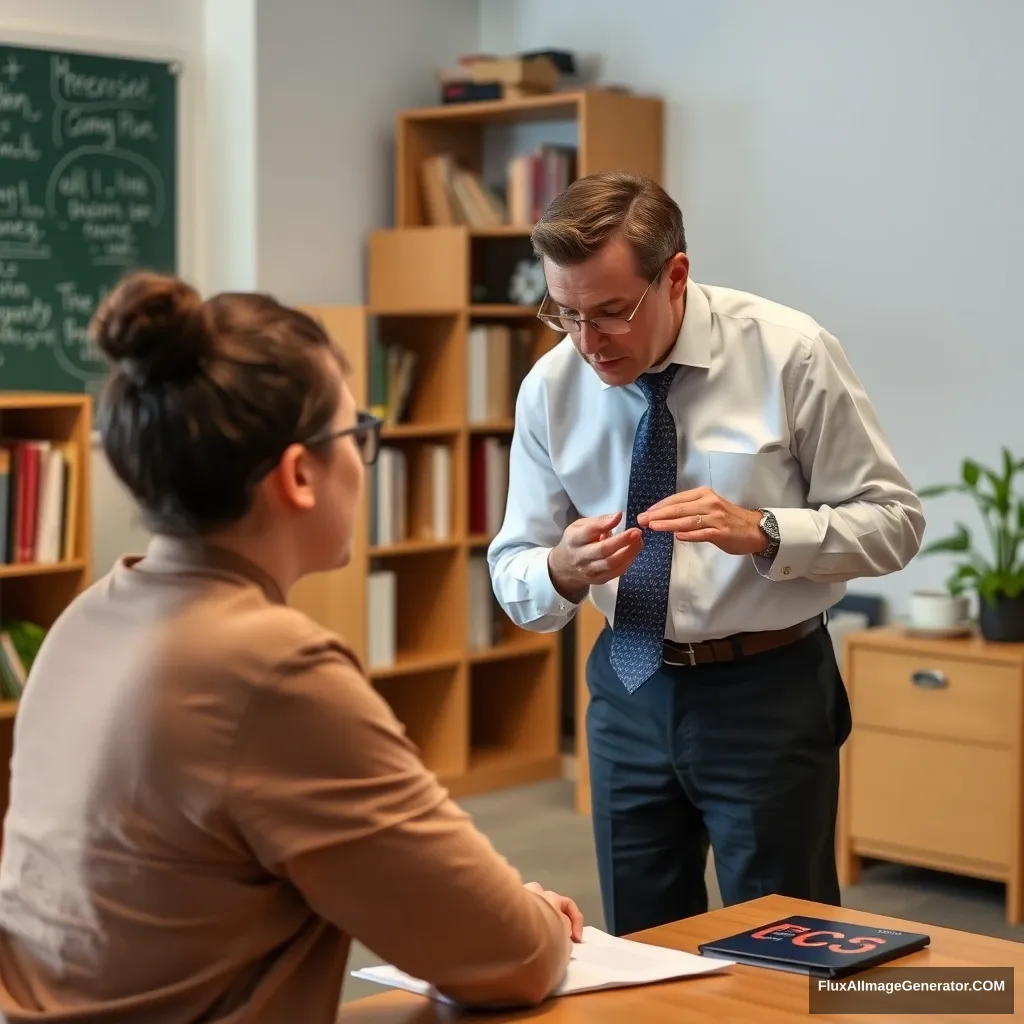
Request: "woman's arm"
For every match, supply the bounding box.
[225,638,572,1008]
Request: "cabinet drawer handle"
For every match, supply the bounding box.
[911,669,948,689]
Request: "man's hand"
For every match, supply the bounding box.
[637,487,768,556]
[547,512,643,601]
[524,882,584,942]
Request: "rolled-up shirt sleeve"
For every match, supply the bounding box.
[753,328,925,583]
[487,373,582,632]
[225,642,570,1008]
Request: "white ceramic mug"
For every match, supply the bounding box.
[908,589,969,631]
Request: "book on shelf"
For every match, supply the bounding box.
[467,325,531,423]
[469,437,510,538]
[366,570,397,669]
[369,444,451,547]
[424,445,452,543]
[420,144,577,228]
[0,630,26,700]
[370,448,407,548]
[367,330,417,426]
[440,81,546,105]
[468,554,504,650]
[421,154,506,228]
[0,438,80,566]
[507,144,577,226]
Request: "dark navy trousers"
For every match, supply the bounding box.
[585,620,853,936]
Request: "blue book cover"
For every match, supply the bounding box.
[698,915,930,978]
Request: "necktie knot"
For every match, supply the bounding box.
[635,364,679,407]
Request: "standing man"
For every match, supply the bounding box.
[487,171,924,937]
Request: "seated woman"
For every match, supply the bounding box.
[0,273,582,1022]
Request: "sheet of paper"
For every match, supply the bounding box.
[350,926,735,1003]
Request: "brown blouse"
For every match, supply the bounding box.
[0,537,568,1022]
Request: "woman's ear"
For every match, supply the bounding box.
[267,444,318,512]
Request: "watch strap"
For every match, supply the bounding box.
[757,508,780,559]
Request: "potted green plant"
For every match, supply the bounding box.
[917,448,1024,642]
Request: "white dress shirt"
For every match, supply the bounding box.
[487,278,925,643]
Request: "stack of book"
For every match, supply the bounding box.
[421,154,507,228]
[367,333,417,426]
[0,439,80,566]
[467,324,532,423]
[369,448,407,548]
[419,144,577,229]
[435,52,568,105]
[369,445,452,548]
[506,144,577,226]
[469,437,509,539]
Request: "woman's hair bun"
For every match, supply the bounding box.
[90,271,212,385]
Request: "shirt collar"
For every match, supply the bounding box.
[596,276,712,390]
[129,534,286,604]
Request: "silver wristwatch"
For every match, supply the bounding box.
[757,508,780,559]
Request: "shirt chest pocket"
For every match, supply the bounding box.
[706,449,794,510]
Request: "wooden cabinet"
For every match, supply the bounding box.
[838,627,1024,923]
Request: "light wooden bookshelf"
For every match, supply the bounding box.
[294,87,664,800]
[0,392,93,830]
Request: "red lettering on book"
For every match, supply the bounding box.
[827,935,887,954]
[791,930,843,948]
[748,922,891,954]
[750,922,811,940]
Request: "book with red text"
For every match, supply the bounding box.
[698,915,929,978]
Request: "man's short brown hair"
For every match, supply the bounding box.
[530,171,687,281]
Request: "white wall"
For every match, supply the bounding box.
[0,0,208,577]
[254,0,479,302]
[480,0,1024,616]
[0,1,204,56]
[203,0,258,294]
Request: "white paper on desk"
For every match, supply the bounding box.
[350,926,735,1003]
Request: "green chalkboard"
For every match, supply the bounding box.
[0,42,177,395]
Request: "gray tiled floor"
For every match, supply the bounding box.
[342,778,1023,1004]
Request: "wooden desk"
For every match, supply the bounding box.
[337,894,1023,1022]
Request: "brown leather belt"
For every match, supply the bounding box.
[662,616,822,667]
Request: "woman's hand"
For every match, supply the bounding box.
[524,881,584,941]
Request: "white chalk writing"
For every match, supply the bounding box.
[0,83,41,121]
[0,119,40,161]
[51,57,153,106]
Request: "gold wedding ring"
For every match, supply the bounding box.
[695,514,703,528]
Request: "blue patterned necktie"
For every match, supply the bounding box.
[609,365,680,692]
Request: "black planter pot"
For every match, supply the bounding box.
[979,592,1024,643]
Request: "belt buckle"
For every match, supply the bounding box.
[665,641,697,667]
